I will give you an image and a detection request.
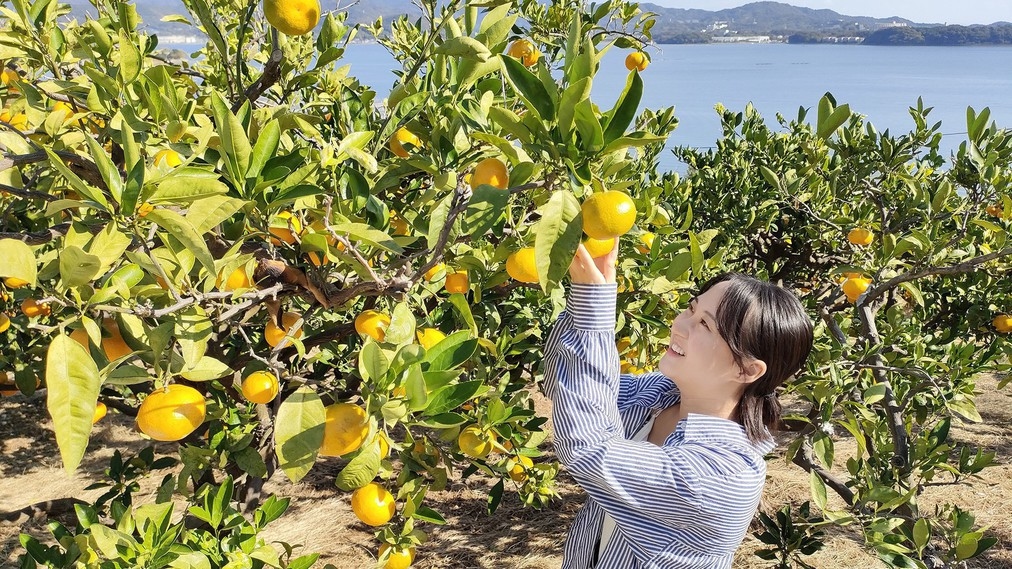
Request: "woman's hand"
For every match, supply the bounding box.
[568,238,618,285]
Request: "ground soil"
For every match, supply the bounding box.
[2,375,1010,568]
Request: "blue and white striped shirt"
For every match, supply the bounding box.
[542,283,776,569]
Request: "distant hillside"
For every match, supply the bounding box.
[864,23,1012,45]
[62,1,1011,45]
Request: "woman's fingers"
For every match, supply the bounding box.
[569,244,606,284]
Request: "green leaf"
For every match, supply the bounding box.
[59,245,102,287]
[385,302,416,346]
[146,171,229,203]
[331,222,404,254]
[175,305,211,370]
[335,441,381,491]
[178,356,232,382]
[45,335,101,472]
[88,223,133,275]
[412,505,446,524]
[144,209,216,275]
[913,518,930,550]
[809,470,828,511]
[558,78,592,139]
[573,99,604,154]
[864,383,887,405]
[425,380,484,416]
[689,232,703,278]
[404,364,428,412]
[487,478,504,514]
[185,195,248,234]
[448,293,478,337]
[434,36,491,61]
[233,446,268,479]
[84,136,123,203]
[423,331,477,371]
[117,29,141,84]
[426,194,455,250]
[462,184,510,237]
[0,238,37,286]
[359,341,390,382]
[247,120,280,181]
[817,103,851,140]
[501,55,555,122]
[602,70,643,144]
[488,107,532,143]
[209,91,252,189]
[535,190,582,292]
[43,148,109,210]
[274,387,326,483]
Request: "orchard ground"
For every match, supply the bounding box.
[2,375,1010,568]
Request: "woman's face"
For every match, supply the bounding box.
[658,281,744,392]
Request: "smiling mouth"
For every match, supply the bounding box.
[667,342,685,356]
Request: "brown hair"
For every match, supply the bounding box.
[697,272,814,443]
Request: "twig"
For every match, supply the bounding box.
[232,48,284,113]
[0,182,58,201]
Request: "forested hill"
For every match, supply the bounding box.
[62,0,1012,45]
[863,24,1012,45]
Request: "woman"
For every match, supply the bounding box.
[542,242,813,568]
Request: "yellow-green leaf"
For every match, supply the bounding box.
[274,387,326,483]
[45,335,101,473]
[0,238,37,286]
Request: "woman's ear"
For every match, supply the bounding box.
[737,359,767,384]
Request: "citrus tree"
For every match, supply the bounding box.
[0,0,666,566]
[2,0,1010,568]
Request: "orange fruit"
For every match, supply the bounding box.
[242,371,280,404]
[355,310,391,342]
[994,314,1012,333]
[92,401,107,424]
[221,266,253,291]
[137,202,155,217]
[351,482,396,526]
[423,263,445,282]
[842,277,872,304]
[263,0,321,36]
[0,109,28,131]
[582,237,615,259]
[509,454,534,482]
[269,211,304,245]
[0,314,9,333]
[100,319,132,361]
[416,328,446,350]
[320,402,369,457]
[265,312,304,348]
[505,248,538,283]
[581,191,637,240]
[470,157,509,190]
[625,52,648,72]
[847,228,874,246]
[153,149,182,167]
[390,213,410,236]
[377,432,391,459]
[4,276,29,288]
[136,384,206,441]
[389,127,421,158]
[21,298,50,318]
[0,68,19,90]
[458,425,495,459]
[637,232,655,254]
[70,327,89,348]
[52,101,81,126]
[986,204,1005,218]
[444,271,469,294]
[378,544,416,569]
[507,39,540,67]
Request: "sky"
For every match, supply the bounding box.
[646,1,1012,26]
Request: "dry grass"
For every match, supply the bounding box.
[2,375,1011,568]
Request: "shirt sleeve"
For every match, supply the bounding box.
[542,283,702,527]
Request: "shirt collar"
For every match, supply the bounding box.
[675,413,776,456]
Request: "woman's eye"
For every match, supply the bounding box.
[699,319,709,330]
